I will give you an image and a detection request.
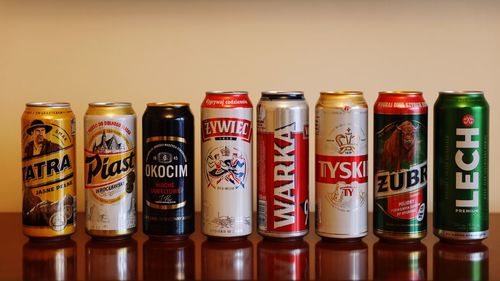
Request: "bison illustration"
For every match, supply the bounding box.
[382,121,418,171]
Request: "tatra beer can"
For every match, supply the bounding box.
[85,102,137,239]
[142,103,194,239]
[434,91,489,242]
[257,91,309,240]
[374,91,428,241]
[315,91,368,240]
[201,91,253,239]
[22,102,76,239]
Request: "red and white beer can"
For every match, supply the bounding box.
[315,91,368,240]
[257,91,309,240]
[201,91,253,238]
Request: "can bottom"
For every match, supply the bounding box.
[27,234,72,242]
[259,229,308,241]
[148,234,190,242]
[86,228,136,240]
[205,234,249,241]
[316,231,367,241]
[375,229,426,242]
[320,236,364,243]
[434,228,488,243]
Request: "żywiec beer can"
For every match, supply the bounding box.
[257,91,309,240]
[85,102,137,239]
[201,91,253,239]
[142,103,194,239]
[315,91,368,240]
[433,242,489,280]
[315,240,368,281]
[434,91,489,242]
[257,240,309,280]
[374,91,428,241]
[22,102,76,240]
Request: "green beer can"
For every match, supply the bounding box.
[434,91,489,242]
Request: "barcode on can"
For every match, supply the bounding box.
[258,199,267,230]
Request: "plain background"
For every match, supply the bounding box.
[1,0,498,213]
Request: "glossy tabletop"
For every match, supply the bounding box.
[1,213,497,280]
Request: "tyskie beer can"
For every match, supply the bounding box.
[84,102,137,239]
[142,103,194,239]
[22,102,76,240]
[201,91,253,239]
[315,91,368,240]
[374,91,428,241]
[257,91,309,240]
[257,239,310,280]
[434,91,489,242]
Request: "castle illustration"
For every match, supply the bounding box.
[92,130,122,152]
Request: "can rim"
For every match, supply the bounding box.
[379,91,422,95]
[320,91,363,95]
[26,102,70,108]
[439,90,484,95]
[206,91,248,95]
[261,90,304,95]
[147,102,190,107]
[89,102,132,107]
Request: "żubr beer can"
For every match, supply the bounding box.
[434,91,489,242]
[374,91,427,241]
[257,91,309,240]
[201,91,253,239]
[85,102,137,239]
[315,91,368,240]
[143,103,194,239]
[22,102,76,240]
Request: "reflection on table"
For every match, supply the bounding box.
[23,239,77,281]
[258,239,309,280]
[202,239,253,280]
[143,238,195,281]
[316,240,368,280]
[373,241,427,280]
[85,238,138,281]
[433,242,489,281]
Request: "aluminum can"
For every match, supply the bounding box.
[434,91,489,242]
[257,239,309,280]
[85,238,138,280]
[257,91,309,240]
[201,91,253,238]
[142,103,194,239]
[315,240,368,280]
[315,91,368,240]
[21,102,76,239]
[433,242,489,281]
[143,238,195,281]
[84,102,137,239]
[202,239,253,280]
[374,241,427,280]
[373,91,428,241]
[23,239,76,281]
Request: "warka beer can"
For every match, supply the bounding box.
[84,102,137,239]
[434,91,489,242]
[201,91,253,239]
[373,91,427,241]
[22,102,76,239]
[315,91,368,240]
[257,91,309,240]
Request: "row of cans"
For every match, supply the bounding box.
[21,90,489,242]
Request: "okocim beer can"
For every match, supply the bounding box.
[22,102,76,240]
[142,103,194,239]
[315,91,368,240]
[85,102,137,239]
[434,91,489,242]
[257,91,309,240]
[374,91,428,241]
[201,91,253,238]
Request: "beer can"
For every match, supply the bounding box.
[202,239,253,280]
[373,241,427,280]
[21,102,76,239]
[257,91,309,240]
[23,239,76,281]
[84,102,137,239]
[257,240,309,280]
[85,238,138,281]
[143,238,195,281]
[142,103,194,239]
[433,242,489,281]
[434,91,489,242]
[373,91,428,241]
[315,240,368,281]
[201,91,253,239]
[315,91,368,240]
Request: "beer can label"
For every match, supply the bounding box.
[22,108,76,237]
[85,116,137,231]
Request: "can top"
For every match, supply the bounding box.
[439,90,484,96]
[26,102,70,108]
[206,91,248,95]
[261,91,304,100]
[379,91,422,95]
[320,91,363,96]
[89,102,132,107]
[146,102,190,108]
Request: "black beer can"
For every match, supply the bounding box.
[142,103,195,239]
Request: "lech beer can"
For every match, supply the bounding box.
[434,91,489,242]
[142,103,194,239]
[201,91,253,239]
[22,102,77,240]
[315,91,368,240]
[257,91,309,240]
[374,91,428,241]
[85,102,137,239]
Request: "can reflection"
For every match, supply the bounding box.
[23,239,76,281]
[315,240,367,280]
[143,238,195,280]
[202,238,253,280]
[86,238,138,281]
[373,241,427,281]
[433,242,488,281]
[258,239,309,280]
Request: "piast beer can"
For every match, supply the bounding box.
[374,91,428,241]
[434,91,489,242]
[85,102,137,239]
[315,91,368,240]
[142,103,194,239]
[21,102,76,240]
[201,91,253,239]
[257,91,309,240]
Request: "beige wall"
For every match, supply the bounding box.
[1,0,499,213]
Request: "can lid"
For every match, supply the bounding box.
[206,91,248,95]
[147,102,190,107]
[379,91,422,95]
[439,90,484,96]
[89,102,132,107]
[320,91,363,96]
[261,91,304,100]
[26,102,70,108]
